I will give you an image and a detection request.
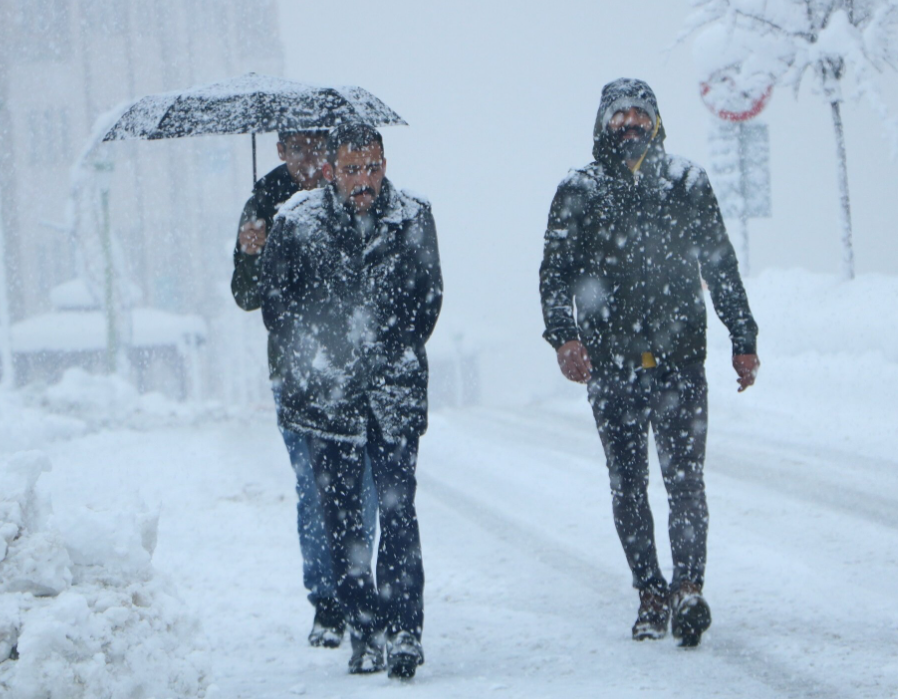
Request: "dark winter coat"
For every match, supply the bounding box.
[540,81,757,371]
[231,164,299,311]
[260,178,442,444]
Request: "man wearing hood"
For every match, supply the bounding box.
[260,122,442,678]
[539,78,759,647]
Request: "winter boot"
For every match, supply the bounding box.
[348,632,386,674]
[632,587,670,640]
[670,582,712,648]
[386,631,425,679]
[308,598,345,649]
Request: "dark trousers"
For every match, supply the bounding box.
[308,418,424,642]
[588,361,709,594]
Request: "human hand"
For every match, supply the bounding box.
[733,354,760,392]
[238,219,267,254]
[557,340,592,383]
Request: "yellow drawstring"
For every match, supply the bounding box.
[630,115,662,175]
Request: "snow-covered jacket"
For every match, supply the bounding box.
[540,82,757,371]
[260,178,442,444]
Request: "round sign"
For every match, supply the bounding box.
[700,67,772,122]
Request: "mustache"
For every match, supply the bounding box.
[614,126,650,140]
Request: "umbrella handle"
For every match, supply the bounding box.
[252,133,257,185]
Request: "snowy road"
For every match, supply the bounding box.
[41,397,898,699]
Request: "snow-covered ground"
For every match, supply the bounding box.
[2,269,897,698]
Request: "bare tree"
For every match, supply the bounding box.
[683,0,898,280]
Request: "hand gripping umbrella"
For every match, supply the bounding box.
[102,73,407,183]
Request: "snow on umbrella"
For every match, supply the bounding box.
[101,73,407,181]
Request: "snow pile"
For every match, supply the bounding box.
[36,368,219,433]
[0,451,212,699]
[0,391,86,455]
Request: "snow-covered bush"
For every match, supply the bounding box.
[0,451,212,699]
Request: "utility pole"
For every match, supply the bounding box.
[0,189,15,389]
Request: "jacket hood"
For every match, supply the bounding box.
[592,78,667,162]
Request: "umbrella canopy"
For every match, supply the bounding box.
[103,73,406,140]
[101,73,407,182]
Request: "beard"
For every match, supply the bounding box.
[611,126,651,161]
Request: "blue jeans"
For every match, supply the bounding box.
[274,389,377,605]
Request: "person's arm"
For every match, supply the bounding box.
[231,197,267,311]
[409,204,443,344]
[540,180,593,383]
[259,215,296,334]
[689,168,760,390]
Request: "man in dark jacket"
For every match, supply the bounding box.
[230,130,377,649]
[539,78,760,647]
[261,122,442,678]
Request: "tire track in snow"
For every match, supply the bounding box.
[462,406,898,531]
[422,414,860,699]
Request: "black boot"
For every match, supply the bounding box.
[308,598,345,649]
[671,582,712,647]
[386,631,425,679]
[632,587,671,640]
[348,632,386,674]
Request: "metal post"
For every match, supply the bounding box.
[95,161,118,373]
[0,190,15,389]
[736,122,751,275]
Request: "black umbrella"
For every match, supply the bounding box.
[102,73,407,182]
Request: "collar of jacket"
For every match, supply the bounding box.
[324,178,401,223]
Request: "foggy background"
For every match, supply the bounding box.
[273,0,897,404]
[1,0,895,408]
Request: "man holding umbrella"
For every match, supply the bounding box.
[540,78,759,647]
[261,122,442,678]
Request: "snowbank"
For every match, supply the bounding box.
[0,368,228,455]
[0,451,212,699]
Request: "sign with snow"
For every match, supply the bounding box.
[700,67,772,122]
[709,122,771,219]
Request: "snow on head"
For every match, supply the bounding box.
[0,451,211,698]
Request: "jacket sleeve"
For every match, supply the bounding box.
[410,204,443,344]
[259,215,296,334]
[539,181,585,350]
[230,197,264,311]
[689,170,759,355]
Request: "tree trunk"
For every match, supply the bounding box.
[830,99,855,280]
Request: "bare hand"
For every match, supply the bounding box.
[238,219,267,255]
[557,340,592,383]
[733,354,760,392]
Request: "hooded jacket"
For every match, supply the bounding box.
[540,79,757,372]
[260,178,442,444]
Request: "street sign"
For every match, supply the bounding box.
[700,67,772,122]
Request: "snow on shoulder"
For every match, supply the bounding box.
[274,187,318,219]
[666,155,706,191]
[0,450,212,698]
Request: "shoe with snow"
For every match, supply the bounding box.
[348,634,385,674]
[632,587,670,640]
[308,598,345,649]
[670,583,711,648]
[386,631,424,679]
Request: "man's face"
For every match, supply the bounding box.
[608,107,654,160]
[325,142,387,215]
[277,133,328,190]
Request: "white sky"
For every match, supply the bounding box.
[272,0,898,348]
